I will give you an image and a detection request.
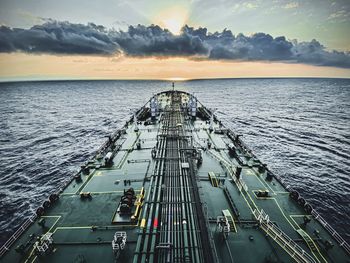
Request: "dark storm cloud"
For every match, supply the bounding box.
[0,21,349,68]
[0,21,119,55]
[112,24,208,56]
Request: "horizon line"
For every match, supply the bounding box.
[1,76,350,84]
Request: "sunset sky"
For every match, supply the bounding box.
[0,0,349,80]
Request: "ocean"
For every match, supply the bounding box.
[0,78,349,245]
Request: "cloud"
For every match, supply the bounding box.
[0,20,349,68]
[0,21,119,55]
[327,10,350,22]
[292,39,350,68]
[283,2,299,9]
[245,3,258,9]
[232,2,258,12]
[111,24,208,57]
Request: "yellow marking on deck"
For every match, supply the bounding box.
[24,248,36,263]
[61,190,133,196]
[75,169,98,194]
[290,214,309,220]
[205,129,300,237]
[289,214,306,227]
[140,219,146,228]
[290,216,328,262]
[247,194,259,210]
[249,168,276,194]
[249,187,299,230]
[115,132,140,169]
[57,226,94,229]
[116,151,129,169]
[245,169,254,175]
[24,216,62,263]
[137,208,143,226]
[273,198,299,230]
[79,168,128,193]
[131,187,145,221]
[41,215,61,233]
[303,230,328,263]
[240,191,255,212]
[258,226,308,263]
[295,228,327,263]
[89,190,135,194]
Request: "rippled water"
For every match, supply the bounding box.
[0,78,349,245]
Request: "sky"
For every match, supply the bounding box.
[0,0,349,80]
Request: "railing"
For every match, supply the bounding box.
[193,102,350,257]
[0,127,131,258]
[253,209,316,263]
[221,120,350,256]
[194,97,350,258]
[0,214,36,257]
[311,210,350,255]
[0,99,154,258]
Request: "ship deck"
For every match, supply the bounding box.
[0,90,349,263]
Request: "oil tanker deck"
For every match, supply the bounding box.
[1,89,349,263]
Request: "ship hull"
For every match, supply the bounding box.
[1,90,349,263]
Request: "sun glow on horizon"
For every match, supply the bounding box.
[154,6,188,35]
[162,18,184,35]
[164,77,189,81]
[1,53,350,81]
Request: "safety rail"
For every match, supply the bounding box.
[200,97,350,257]
[253,209,316,263]
[222,121,350,256]
[0,214,36,257]
[224,123,287,185]
[0,163,87,258]
[0,126,131,258]
[0,99,151,258]
[311,210,350,255]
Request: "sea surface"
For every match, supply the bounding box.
[0,78,349,245]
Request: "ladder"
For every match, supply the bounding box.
[222,209,237,232]
[208,172,219,187]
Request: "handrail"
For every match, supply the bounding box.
[311,210,350,255]
[253,209,316,263]
[0,103,153,258]
[221,121,350,256]
[0,214,36,257]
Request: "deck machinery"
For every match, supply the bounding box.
[0,90,349,263]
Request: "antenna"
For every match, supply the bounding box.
[209,108,217,132]
[130,109,139,132]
